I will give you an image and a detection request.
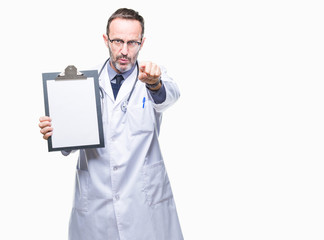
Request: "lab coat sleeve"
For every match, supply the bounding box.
[148,66,180,113]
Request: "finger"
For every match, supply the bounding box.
[39,121,52,129]
[40,126,53,135]
[43,131,53,140]
[151,64,161,78]
[144,62,152,75]
[139,62,147,72]
[139,61,152,75]
[138,72,147,81]
[39,116,51,122]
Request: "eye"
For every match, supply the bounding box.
[127,40,137,46]
[114,39,124,44]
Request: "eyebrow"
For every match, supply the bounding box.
[114,38,139,42]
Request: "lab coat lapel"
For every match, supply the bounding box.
[99,64,114,101]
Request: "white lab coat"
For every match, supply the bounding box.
[67,61,183,240]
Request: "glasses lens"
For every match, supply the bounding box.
[128,41,137,49]
[110,39,141,50]
[113,40,123,48]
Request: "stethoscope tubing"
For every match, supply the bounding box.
[98,58,139,113]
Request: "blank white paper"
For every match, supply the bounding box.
[46,77,100,148]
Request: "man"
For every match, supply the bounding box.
[39,8,183,240]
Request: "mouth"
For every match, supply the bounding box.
[118,58,130,64]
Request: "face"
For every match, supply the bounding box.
[103,18,145,73]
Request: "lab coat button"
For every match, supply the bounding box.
[115,195,120,200]
[113,166,118,171]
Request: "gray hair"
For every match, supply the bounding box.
[106,8,145,39]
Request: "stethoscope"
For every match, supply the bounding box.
[98,58,139,113]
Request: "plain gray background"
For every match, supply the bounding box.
[0,0,323,239]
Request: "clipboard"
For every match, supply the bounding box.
[42,65,104,152]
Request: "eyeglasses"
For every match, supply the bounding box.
[108,37,142,50]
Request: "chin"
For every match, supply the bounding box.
[116,63,132,73]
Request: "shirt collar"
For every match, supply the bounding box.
[107,60,136,82]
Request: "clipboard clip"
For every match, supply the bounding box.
[55,65,87,80]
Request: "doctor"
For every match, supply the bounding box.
[39,8,183,240]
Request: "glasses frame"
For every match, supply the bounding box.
[108,37,142,50]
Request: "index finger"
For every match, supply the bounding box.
[139,61,148,72]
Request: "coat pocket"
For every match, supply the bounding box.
[73,169,89,212]
[142,161,173,206]
[126,101,155,135]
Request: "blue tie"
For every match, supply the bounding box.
[111,74,124,99]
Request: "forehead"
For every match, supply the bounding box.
[109,18,142,39]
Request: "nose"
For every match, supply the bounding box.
[120,42,128,55]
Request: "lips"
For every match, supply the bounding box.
[119,58,129,64]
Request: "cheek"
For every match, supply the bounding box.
[131,51,140,63]
[108,48,118,60]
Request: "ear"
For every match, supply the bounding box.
[103,34,109,48]
[139,37,146,50]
